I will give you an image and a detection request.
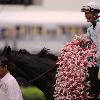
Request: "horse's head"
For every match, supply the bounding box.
[0,46,29,84]
[0,46,57,86]
[0,46,57,99]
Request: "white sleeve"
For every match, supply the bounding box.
[95,38,100,58]
[7,80,23,100]
[95,25,100,58]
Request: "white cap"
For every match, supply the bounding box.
[87,2,100,10]
[81,2,100,13]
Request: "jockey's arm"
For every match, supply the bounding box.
[95,24,100,65]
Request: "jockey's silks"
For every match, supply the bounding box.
[98,66,100,79]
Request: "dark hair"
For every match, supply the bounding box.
[0,57,8,68]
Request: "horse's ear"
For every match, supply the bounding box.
[0,46,8,56]
[1,46,11,58]
[37,47,50,57]
[6,46,11,58]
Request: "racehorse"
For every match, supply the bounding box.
[0,36,100,99]
[0,46,58,100]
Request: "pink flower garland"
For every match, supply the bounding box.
[54,34,97,100]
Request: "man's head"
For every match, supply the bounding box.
[0,57,9,78]
[81,2,100,23]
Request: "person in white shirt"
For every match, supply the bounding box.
[81,2,100,64]
[0,57,23,100]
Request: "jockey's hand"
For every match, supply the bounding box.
[96,57,100,65]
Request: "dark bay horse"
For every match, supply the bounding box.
[0,46,58,100]
[0,45,100,99]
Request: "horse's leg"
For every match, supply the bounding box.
[44,70,57,100]
[32,77,54,100]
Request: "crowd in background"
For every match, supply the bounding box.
[0,24,87,42]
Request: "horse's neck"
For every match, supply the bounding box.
[10,52,57,100]
[31,70,56,100]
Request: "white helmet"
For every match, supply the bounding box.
[81,2,100,13]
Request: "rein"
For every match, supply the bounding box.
[20,61,57,85]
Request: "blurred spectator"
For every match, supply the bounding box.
[32,25,43,41]
[3,27,17,50]
[64,26,74,42]
[56,25,66,42]
[0,28,6,40]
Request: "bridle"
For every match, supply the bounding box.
[16,59,58,85]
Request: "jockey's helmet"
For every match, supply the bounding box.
[81,2,100,13]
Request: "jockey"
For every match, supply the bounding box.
[81,2,100,64]
[81,2,100,98]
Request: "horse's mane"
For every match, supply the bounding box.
[18,49,31,55]
[0,46,56,57]
[37,48,58,60]
[0,46,58,76]
[16,47,58,61]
